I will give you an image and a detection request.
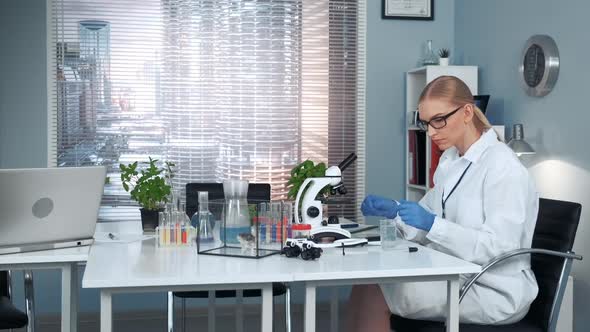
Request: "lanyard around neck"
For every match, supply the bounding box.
[441,162,473,219]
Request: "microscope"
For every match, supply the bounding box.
[294,153,366,244]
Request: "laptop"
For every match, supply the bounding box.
[0,166,106,254]
[185,182,271,218]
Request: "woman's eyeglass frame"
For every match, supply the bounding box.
[416,105,464,132]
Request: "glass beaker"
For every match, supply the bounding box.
[380,219,402,250]
[223,179,251,244]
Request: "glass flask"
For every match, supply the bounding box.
[195,191,214,244]
[422,40,439,66]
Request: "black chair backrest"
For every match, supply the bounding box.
[185,183,271,218]
[525,198,582,330]
[0,271,7,298]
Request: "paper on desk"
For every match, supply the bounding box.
[94,232,152,243]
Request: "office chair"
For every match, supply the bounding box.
[0,271,28,330]
[166,183,291,332]
[390,198,583,332]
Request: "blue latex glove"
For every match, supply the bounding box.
[397,200,436,232]
[361,195,400,219]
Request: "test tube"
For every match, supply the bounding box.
[182,219,187,244]
[163,210,169,246]
[167,209,174,245]
[271,202,282,243]
[158,212,166,247]
[176,211,182,245]
[258,202,268,243]
[266,202,273,244]
[180,203,187,245]
[282,202,292,243]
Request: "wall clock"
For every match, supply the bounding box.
[519,35,560,97]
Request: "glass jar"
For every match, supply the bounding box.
[291,224,311,239]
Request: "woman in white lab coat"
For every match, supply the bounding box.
[345,76,539,332]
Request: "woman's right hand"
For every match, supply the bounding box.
[361,195,400,219]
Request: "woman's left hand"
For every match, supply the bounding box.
[398,200,435,232]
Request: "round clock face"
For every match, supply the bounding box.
[523,44,545,88]
[519,35,559,97]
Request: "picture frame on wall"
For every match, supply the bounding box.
[382,0,434,20]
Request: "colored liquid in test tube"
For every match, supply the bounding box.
[179,204,188,244]
[162,210,168,245]
[177,204,186,244]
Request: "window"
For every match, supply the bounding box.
[49,0,366,222]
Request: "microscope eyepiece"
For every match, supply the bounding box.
[338,153,357,172]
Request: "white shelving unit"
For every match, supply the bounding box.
[405,66,478,201]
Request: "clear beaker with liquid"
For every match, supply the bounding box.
[380,219,402,250]
[223,179,251,244]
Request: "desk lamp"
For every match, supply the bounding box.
[507,124,535,156]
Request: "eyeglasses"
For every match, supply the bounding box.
[416,105,463,131]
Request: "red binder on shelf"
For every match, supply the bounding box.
[429,141,443,188]
[416,132,426,185]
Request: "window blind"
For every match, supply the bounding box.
[48,0,366,222]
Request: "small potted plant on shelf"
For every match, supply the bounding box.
[438,48,450,66]
[120,157,175,231]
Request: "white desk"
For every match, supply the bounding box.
[0,222,139,332]
[287,243,480,332]
[0,246,89,332]
[82,238,294,332]
[83,234,479,332]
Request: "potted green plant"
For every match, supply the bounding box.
[120,157,175,231]
[438,48,450,66]
[287,160,330,201]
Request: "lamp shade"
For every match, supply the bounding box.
[507,124,535,156]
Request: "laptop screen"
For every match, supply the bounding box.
[474,95,490,114]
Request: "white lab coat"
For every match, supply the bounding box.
[381,129,539,325]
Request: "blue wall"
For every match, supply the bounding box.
[0,0,51,314]
[456,1,590,331]
[0,0,47,169]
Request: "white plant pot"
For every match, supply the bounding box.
[439,57,449,66]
